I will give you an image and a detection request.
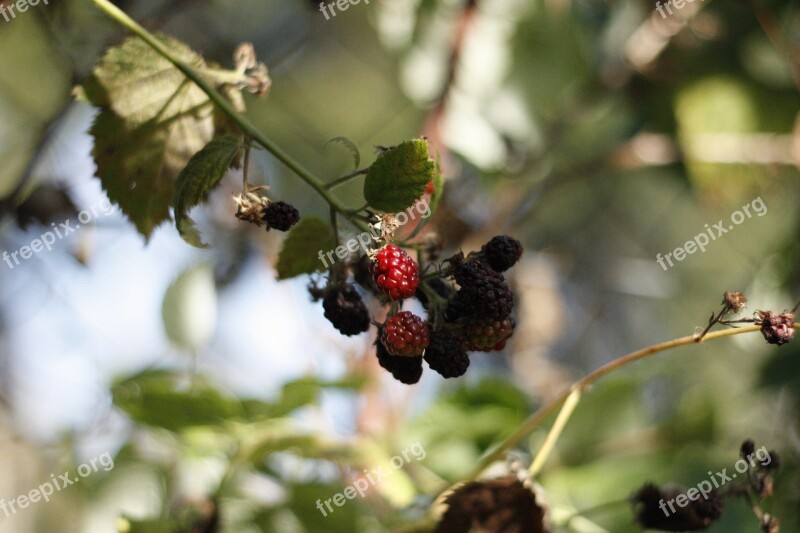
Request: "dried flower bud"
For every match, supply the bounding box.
[758,311,795,346]
[723,291,747,312]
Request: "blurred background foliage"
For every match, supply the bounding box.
[0,0,798,531]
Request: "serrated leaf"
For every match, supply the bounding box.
[326,136,361,170]
[428,149,445,214]
[276,217,335,279]
[85,35,216,239]
[363,138,438,212]
[173,135,242,247]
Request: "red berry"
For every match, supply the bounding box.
[462,316,515,352]
[381,311,429,357]
[425,180,435,194]
[370,244,420,300]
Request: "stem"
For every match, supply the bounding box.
[464,324,766,481]
[242,136,252,193]
[528,387,581,478]
[325,168,368,190]
[89,0,369,232]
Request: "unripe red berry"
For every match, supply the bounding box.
[370,244,420,300]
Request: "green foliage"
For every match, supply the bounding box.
[363,138,438,212]
[326,136,361,170]
[161,263,217,351]
[80,35,233,239]
[276,216,336,279]
[172,135,242,247]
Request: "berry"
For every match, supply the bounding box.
[631,483,724,531]
[453,259,513,319]
[757,311,795,346]
[375,340,423,384]
[322,285,370,336]
[424,330,469,378]
[481,235,523,273]
[370,244,419,300]
[263,201,300,231]
[381,311,429,356]
[462,316,514,352]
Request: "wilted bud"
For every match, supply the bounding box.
[723,291,747,312]
[757,311,795,346]
[762,515,780,533]
[741,439,756,459]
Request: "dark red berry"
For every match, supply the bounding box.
[757,311,795,346]
[370,244,419,300]
[631,483,724,532]
[375,339,423,384]
[263,201,300,231]
[424,330,469,378]
[462,316,514,352]
[322,285,370,336]
[381,311,429,356]
[481,235,523,273]
[453,259,513,319]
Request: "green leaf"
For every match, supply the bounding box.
[173,135,242,247]
[428,149,445,214]
[276,217,335,279]
[85,35,216,240]
[112,370,243,432]
[325,136,361,170]
[363,138,438,212]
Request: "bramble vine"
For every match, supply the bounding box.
[83,1,794,531]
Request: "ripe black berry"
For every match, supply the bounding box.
[453,259,513,319]
[375,340,423,384]
[322,285,370,336]
[263,201,300,231]
[481,235,523,272]
[424,330,469,378]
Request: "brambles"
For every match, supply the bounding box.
[480,235,523,273]
[301,234,523,384]
[424,330,469,378]
[263,200,300,232]
[370,244,420,300]
[381,311,429,356]
[322,285,370,336]
[375,339,423,384]
[461,316,515,352]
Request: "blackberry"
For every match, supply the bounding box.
[322,285,370,336]
[453,259,513,319]
[381,311,429,356]
[481,235,523,272]
[263,201,300,231]
[370,244,420,300]
[462,316,515,352]
[424,330,469,378]
[375,340,423,384]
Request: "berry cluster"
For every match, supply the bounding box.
[309,235,524,385]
